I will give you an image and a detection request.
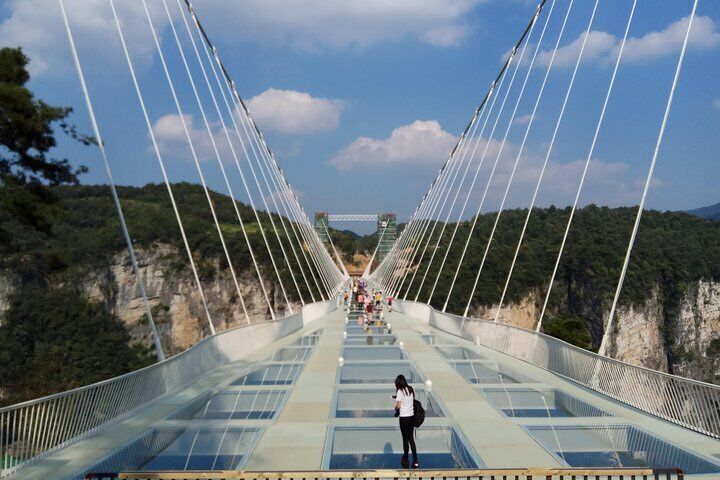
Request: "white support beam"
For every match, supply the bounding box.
[327,214,378,222]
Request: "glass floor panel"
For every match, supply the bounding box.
[142,428,259,470]
[420,334,455,346]
[525,425,720,474]
[481,389,610,418]
[170,391,288,420]
[271,347,313,362]
[434,345,484,360]
[83,427,261,474]
[290,336,319,346]
[452,361,534,384]
[346,325,391,335]
[342,346,405,361]
[344,334,396,346]
[339,362,422,384]
[231,364,303,386]
[328,426,481,469]
[335,388,443,418]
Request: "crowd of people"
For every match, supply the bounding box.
[342,278,419,468]
[342,279,393,325]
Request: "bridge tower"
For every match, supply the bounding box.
[376,212,396,263]
[314,211,330,246]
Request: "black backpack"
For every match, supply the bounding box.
[413,399,425,428]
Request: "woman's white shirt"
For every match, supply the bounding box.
[396,388,414,417]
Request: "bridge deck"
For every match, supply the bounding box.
[12,306,720,479]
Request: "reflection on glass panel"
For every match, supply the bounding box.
[482,389,610,418]
[342,346,405,361]
[171,391,287,420]
[346,325,390,335]
[271,347,312,362]
[329,426,480,469]
[434,345,483,360]
[451,361,533,384]
[336,388,443,418]
[420,334,454,346]
[526,425,720,474]
[344,334,396,346]
[142,429,258,471]
[339,363,421,384]
[290,336,318,346]
[231,364,303,386]
[81,428,260,474]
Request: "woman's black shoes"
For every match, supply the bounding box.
[401,456,409,468]
[412,462,419,469]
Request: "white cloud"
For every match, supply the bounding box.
[0,0,484,79]
[247,88,345,134]
[534,15,719,68]
[195,0,483,50]
[0,0,169,77]
[151,113,227,162]
[329,120,456,170]
[537,31,617,68]
[619,15,720,64]
[512,114,534,126]
[715,99,720,110]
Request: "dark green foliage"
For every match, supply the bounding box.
[542,313,593,350]
[45,183,321,303]
[0,47,153,406]
[0,48,90,267]
[403,206,720,351]
[0,282,154,406]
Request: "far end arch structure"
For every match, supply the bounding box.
[314,212,397,264]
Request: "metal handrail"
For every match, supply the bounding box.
[393,299,720,439]
[0,299,339,478]
[85,468,685,480]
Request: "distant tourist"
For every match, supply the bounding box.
[394,375,419,468]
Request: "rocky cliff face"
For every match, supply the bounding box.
[477,282,720,384]
[81,244,300,357]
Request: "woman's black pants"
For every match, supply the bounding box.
[399,416,417,462]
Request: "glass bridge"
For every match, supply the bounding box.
[8,301,720,480]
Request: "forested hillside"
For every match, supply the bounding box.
[401,206,720,381]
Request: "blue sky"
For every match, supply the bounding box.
[1,0,718,234]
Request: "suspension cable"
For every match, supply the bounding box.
[59,0,165,360]
[600,0,698,356]
[431,1,549,309]
[109,0,215,334]
[159,0,252,323]
[173,0,284,317]
[463,0,576,318]
[494,0,601,323]
[536,0,637,332]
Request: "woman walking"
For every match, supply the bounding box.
[394,375,419,468]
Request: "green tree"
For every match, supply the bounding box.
[0,47,90,274]
[0,47,153,406]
